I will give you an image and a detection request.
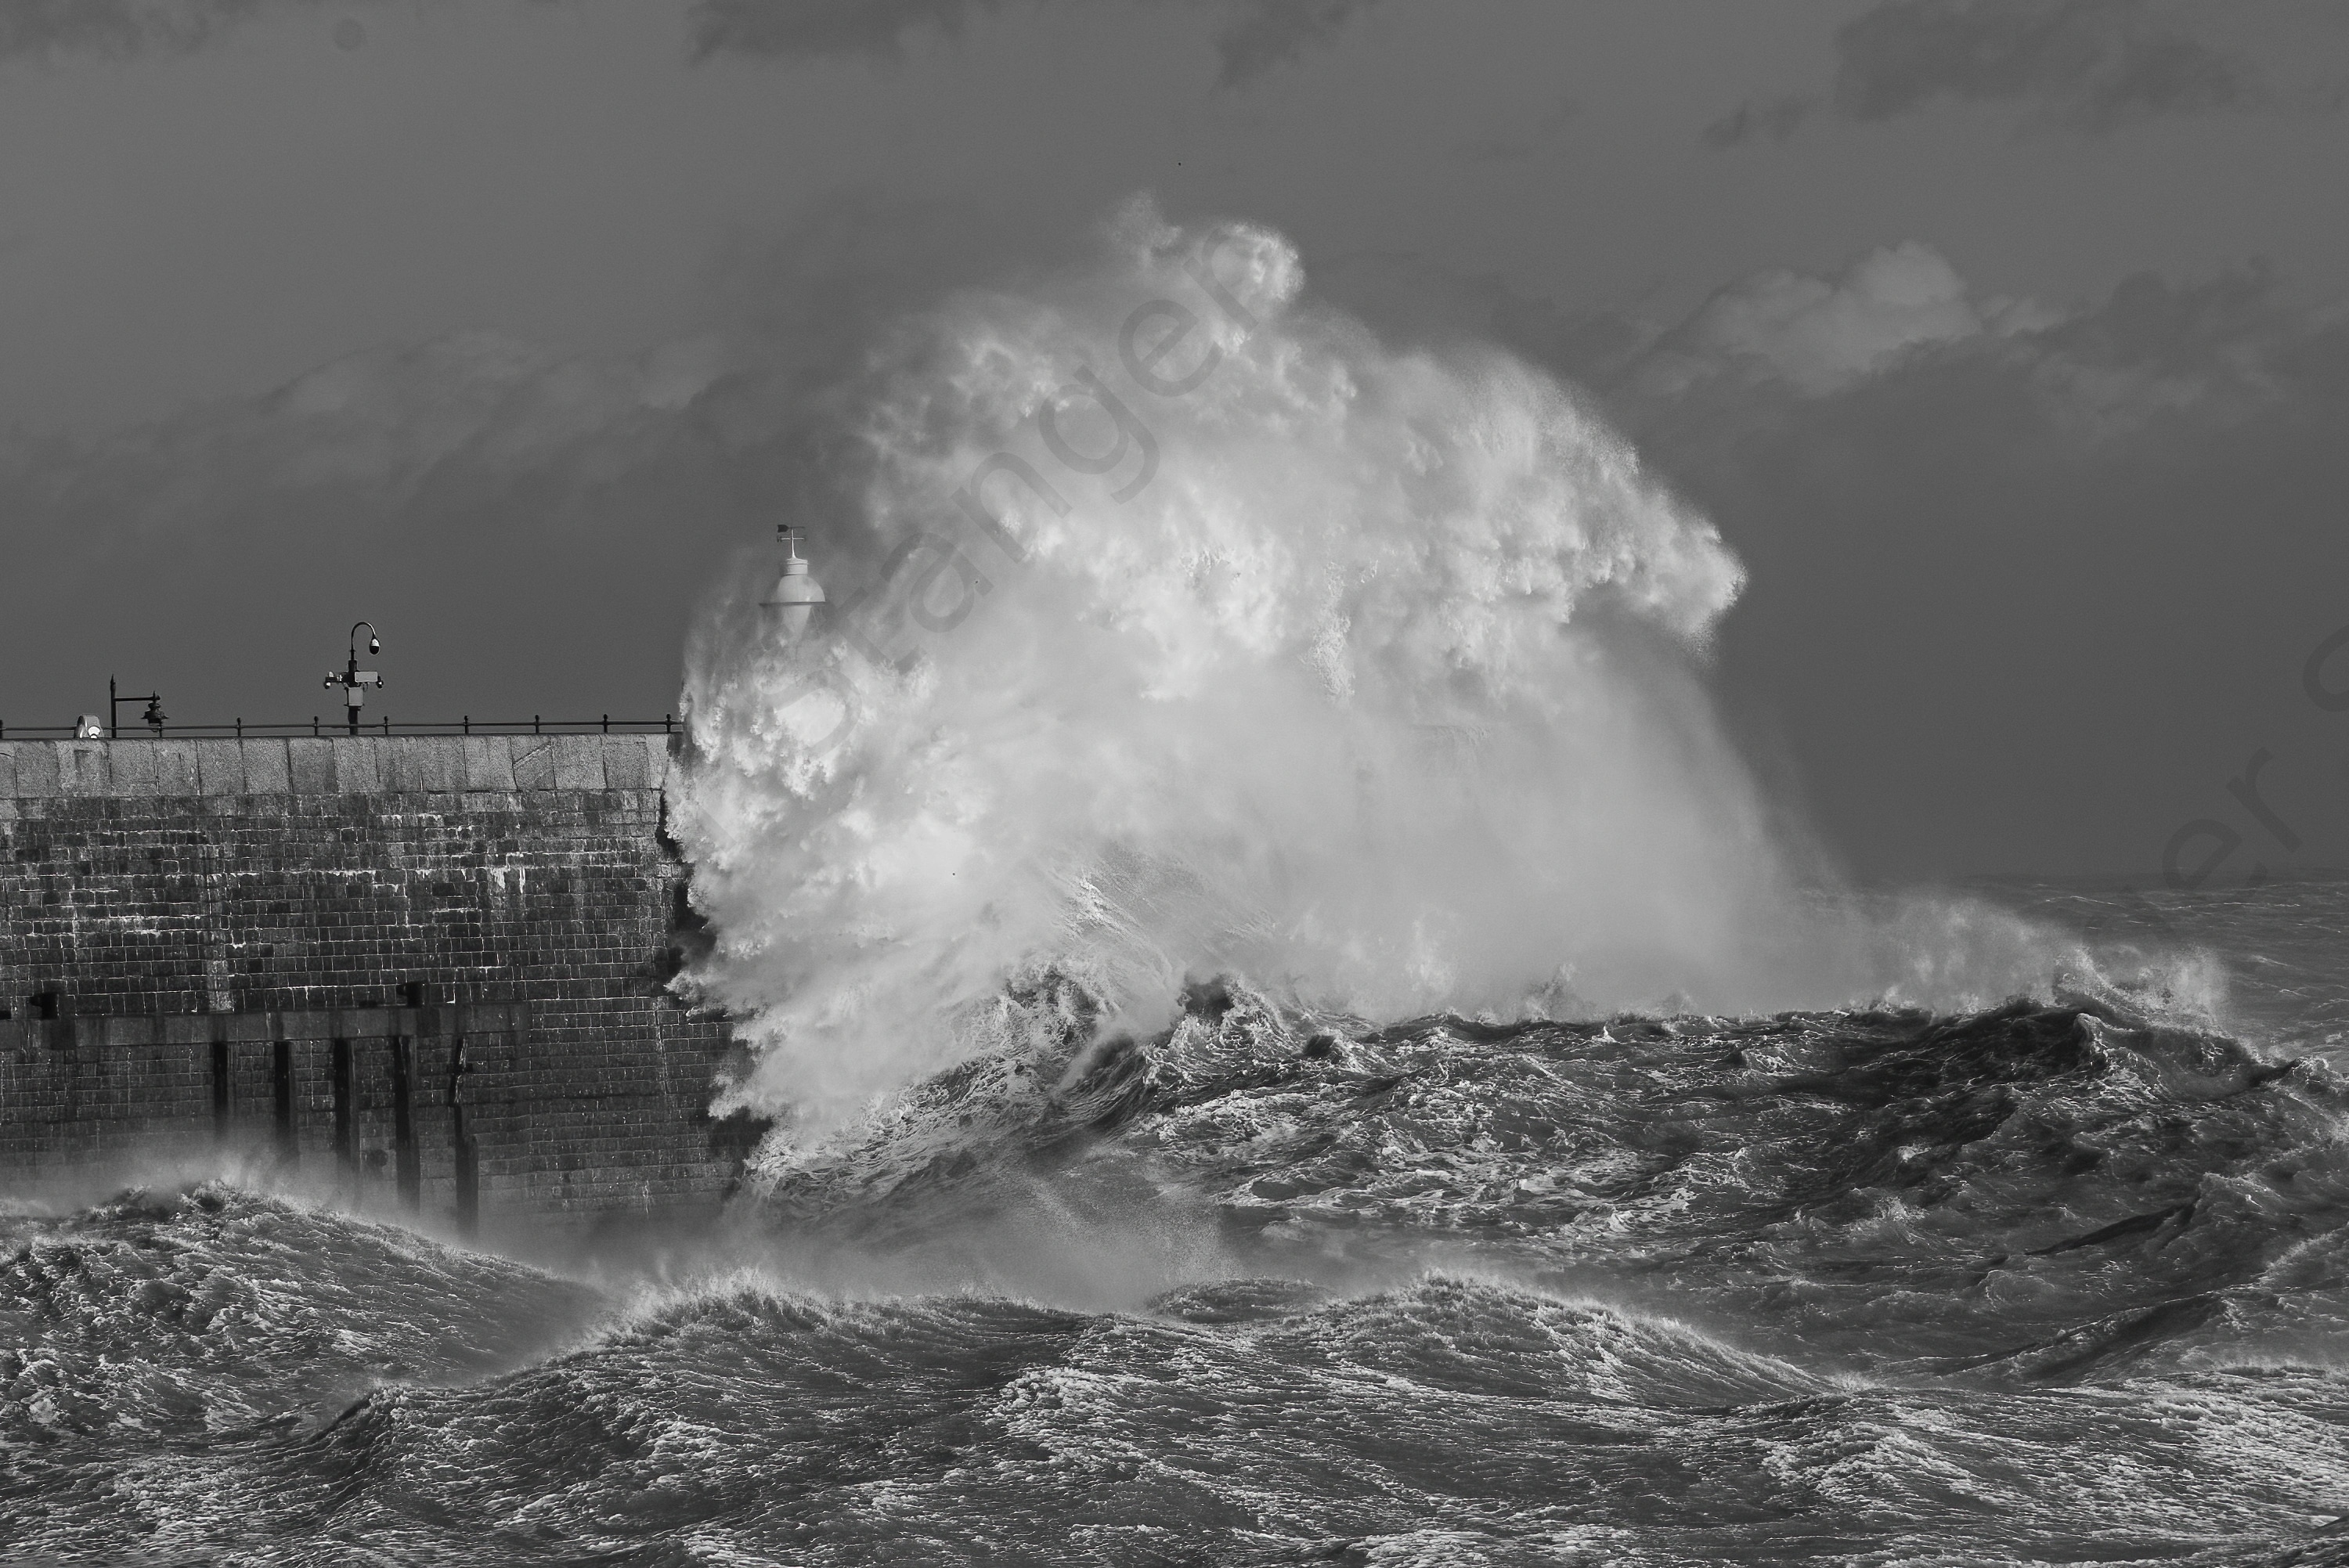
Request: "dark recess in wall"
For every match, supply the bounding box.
[650,793,716,991]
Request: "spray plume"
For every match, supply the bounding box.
[673,200,2054,1134]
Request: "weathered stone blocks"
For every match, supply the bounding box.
[0,734,728,1221]
[462,737,517,792]
[241,739,291,795]
[288,738,336,794]
[511,737,558,791]
[195,740,244,796]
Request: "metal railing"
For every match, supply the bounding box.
[0,716,677,741]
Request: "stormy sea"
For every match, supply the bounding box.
[7,878,2349,1566]
[14,211,2344,1565]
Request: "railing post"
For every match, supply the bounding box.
[463,715,470,736]
[533,715,541,735]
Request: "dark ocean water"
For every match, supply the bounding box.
[9,879,2349,1566]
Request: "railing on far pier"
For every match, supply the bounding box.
[0,716,678,741]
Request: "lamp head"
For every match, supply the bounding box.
[368,635,381,655]
[761,530,825,644]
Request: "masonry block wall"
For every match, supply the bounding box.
[0,735,747,1226]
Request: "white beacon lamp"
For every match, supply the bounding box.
[760,525,825,643]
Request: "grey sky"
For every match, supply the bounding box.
[2,0,2345,881]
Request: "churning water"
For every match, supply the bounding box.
[9,879,2349,1565]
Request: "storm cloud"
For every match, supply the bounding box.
[1705,0,2282,146]
[2,0,1380,85]
[1835,0,2262,128]
[687,0,1379,85]
[0,0,317,59]
[685,0,1012,63]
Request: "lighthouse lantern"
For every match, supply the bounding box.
[761,526,826,643]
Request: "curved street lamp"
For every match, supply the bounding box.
[325,622,384,735]
[107,676,166,738]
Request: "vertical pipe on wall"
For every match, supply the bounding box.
[449,1033,478,1235]
[332,1038,354,1177]
[211,1038,230,1142]
[271,1040,296,1166]
[390,1036,419,1211]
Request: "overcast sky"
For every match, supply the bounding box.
[2,0,2346,883]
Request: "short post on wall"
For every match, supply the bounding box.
[324,622,384,737]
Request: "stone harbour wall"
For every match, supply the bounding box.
[0,735,752,1227]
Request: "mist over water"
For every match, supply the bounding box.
[672,200,2105,1139]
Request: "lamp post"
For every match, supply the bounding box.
[107,676,166,738]
[324,622,384,736]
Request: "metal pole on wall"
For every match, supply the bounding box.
[329,622,382,737]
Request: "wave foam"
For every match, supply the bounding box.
[669,199,2181,1133]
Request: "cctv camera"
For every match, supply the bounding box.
[369,636,381,654]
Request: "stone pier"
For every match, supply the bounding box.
[0,735,752,1225]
